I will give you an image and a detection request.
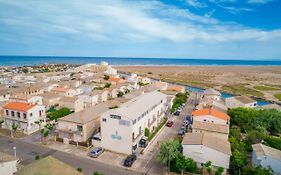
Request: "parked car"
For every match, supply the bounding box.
[177,129,185,137]
[124,154,137,167]
[174,111,180,116]
[166,120,174,127]
[88,147,104,158]
[139,136,148,148]
[181,126,187,133]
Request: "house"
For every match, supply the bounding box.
[10,94,43,105]
[57,104,108,144]
[191,108,230,125]
[92,90,108,102]
[9,85,44,96]
[17,156,83,175]
[39,92,61,109]
[203,88,222,101]
[51,87,77,97]
[101,91,168,155]
[167,85,185,93]
[196,98,227,113]
[2,102,46,135]
[107,87,118,99]
[154,81,168,91]
[192,121,229,140]
[0,89,10,102]
[109,77,124,84]
[252,143,281,174]
[0,152,18,175]
[226,96,257,109]
[138,76,151,85]
[78,94,99,107]
[182,133,231,173]
[58,96,84,112]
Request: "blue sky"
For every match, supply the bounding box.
[0,0,280,60]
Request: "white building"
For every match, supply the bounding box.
[10,94,43,105]
[225,96,257,109]
[192,121,229,140]
[252,143,281,174]
[3,102,46,135]
[191,108,230,125]
[182,133,231,174]
[101,91,168,155]
[0,152,18,175]
[203,88,222,101]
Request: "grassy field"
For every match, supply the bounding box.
[253,85,280,91]
[222,84,264,97]
[274,93,281,101]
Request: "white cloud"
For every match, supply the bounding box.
[0,0,280,59]
[185,0,207,8]
[248,0,273,4]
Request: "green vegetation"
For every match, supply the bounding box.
[171,92,188,113]
[147,72,152,74]
[35,154,40,160]
[148,118,167,141]
[109,105,118,109]
[93,172,104,175]
[253,85,280,91]
[94,86,104,90]
[117,91,124,97]
[228,107,281,175]
[11,123,18,138]
[0,120,4,128]
[144,128,150,137]
[222,84,264,97]
[157,140,198,174]
[77,167,83,172]
[47,107,73,121]
[103,83,111,88]
[138,82,148,86]
[22,68,29,73]
[274,93,281,101]
[103,75,109,80]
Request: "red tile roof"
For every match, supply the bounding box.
[3,102,36,112]
[192,108,230,121]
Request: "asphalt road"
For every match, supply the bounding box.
[142,92,197,174]
[0,136,138,175]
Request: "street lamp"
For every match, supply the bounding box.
[13,146,16,157]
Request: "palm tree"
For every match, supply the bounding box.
[11,124,18,138]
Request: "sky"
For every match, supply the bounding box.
[0,0,280,60]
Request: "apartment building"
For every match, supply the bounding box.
[100,91,168,155]
[2,102,46,134]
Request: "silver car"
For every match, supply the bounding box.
[88,147,104,158]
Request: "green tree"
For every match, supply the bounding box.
[215,167,224,175]
[11,123,18,138]
[117,91,124,97]
[157,140,180,172]
[77,167,83,172]
[203,161,212,174]
[0,120,4,128]
[35,154,40,160]
[104,83,111,88]
[93,171,104,175]
[103,75,109,80]
[144,128,150,137]
[47,107,72,121]
[230,150,247,175]
[170,154,198,174]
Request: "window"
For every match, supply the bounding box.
[23,113,27,119]
[5,110,9,116]
[132,132,135,140]
[77,125,83,132]
[110,114,121,120]
[102,118,107,122]
[119,120,130,126]
[11,111,15,117]
[39,110,42,116]
[30,113,33,117]
[17,112,20,118]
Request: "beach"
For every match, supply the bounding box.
[116,66,281,103]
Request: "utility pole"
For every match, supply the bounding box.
[13,146,16,157]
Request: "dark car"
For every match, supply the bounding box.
[166,120,174,127]
[174,111,180,116]
[124,154,137,167]
[139,136,148,148]
[177,129,185,137]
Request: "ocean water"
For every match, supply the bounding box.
[0,56,281,66]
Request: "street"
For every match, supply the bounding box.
[0,136,138,175]
[136,92,197,175]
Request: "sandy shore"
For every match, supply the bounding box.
[116,66,281,103]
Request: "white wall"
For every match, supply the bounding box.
[0,160,18,175]
[193,115,227,125]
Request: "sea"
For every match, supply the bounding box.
[0,56,281,66]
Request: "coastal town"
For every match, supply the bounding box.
[1,62,281,175]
